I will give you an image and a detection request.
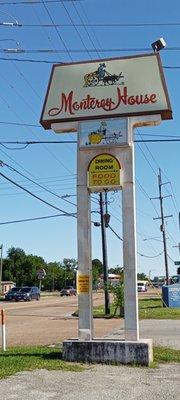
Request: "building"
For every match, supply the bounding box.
[1,281,16,295]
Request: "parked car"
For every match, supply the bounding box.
[137,283,148,292]
[60,286,76,296]
[5,287,21,301]
[14,286,40,302]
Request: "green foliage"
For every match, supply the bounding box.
[107,281,124,316]
[92,259,103,287]
[108,266,123,277]
[137,272,148,280]
[44,262,64,291]
[139,298,180,319]
[2,248,78,291]
[154,346,180,363]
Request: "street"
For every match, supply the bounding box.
[0,290,179,349]
[1,292,122,347]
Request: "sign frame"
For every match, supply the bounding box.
[40,53,172,130]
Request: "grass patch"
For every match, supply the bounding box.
[154,346,180,363]
[0,345,179,379]
[77,298,180,319]
[0,346,84,379]
[139,298,180,319]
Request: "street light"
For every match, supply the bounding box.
[151,37,166,52]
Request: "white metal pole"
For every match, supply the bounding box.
[122,140,139,341]
[77,144,93,341]
[1,309,6,351]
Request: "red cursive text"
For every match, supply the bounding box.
[48,87,157,117]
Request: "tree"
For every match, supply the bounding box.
[62,258,77,287]
[44,262,63,291]
[4,247,47,286]
[137,273,148,280]
[92,259,103,288]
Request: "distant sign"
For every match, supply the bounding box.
[174,261,180,266]
[87,153,121,192]
[37,268,46,280]
[79,118,128,148]
[40,53,172,130]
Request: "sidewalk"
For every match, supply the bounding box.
[104,319,180,349]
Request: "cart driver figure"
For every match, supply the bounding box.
[97,63,106,80]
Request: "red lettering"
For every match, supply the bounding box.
[48,87,157,117]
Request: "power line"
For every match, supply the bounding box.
[0,56,179,69]
[61,1,93,59]
[0,170,77,217]
[0,160,77,207]
[0,213,72,225]
[108,222,164,258]
[0,0,80,4]
[3,47,180,54]
[40,0,73,61]
[3,22,180,27]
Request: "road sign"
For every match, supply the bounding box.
[37,268,46,280]
[174,261,180,266]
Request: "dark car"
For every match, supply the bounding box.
[14,286,40,302]
[60,286,76,296]
[5,287,21,301]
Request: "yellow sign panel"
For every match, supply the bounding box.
[88,153,121,191]
[77,274,90,294]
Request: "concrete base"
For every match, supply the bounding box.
[62,338,153,366]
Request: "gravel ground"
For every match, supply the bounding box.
[0,363,179,400]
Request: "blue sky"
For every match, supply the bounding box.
[0,0,180,279]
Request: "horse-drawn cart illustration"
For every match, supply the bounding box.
[84,63,124,87]
[86,121,123,146]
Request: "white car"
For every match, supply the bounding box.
[137,283,147,292]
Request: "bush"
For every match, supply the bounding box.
[107,281,124,316]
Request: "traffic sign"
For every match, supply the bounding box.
[174,261,180,266]
[37,268,46,279]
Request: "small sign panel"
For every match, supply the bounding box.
[79,118,128,148]
[88,153,121,192]
[77,274,90,294]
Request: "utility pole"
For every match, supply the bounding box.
[152,168,172,285]
[99,192,110,315]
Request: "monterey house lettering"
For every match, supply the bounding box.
[48,87,157,117]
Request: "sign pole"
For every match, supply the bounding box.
[121,130,139,341]
[77,145,93,340]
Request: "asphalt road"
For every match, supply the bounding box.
[0,293,122,347]
[0,291,179,348]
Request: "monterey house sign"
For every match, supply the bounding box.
[40,53,172,129]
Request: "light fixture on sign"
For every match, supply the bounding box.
[151,37,166,52]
